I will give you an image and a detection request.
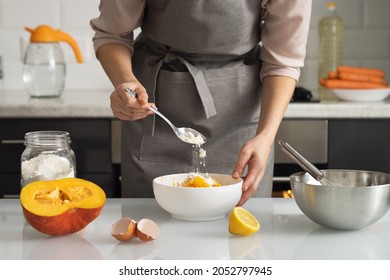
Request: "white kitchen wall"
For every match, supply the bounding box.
[0,0,389,93]
[0,0,111,90]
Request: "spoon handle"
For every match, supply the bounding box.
[277,140,324,181]
[149,106,176,130]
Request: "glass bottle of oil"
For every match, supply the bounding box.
[318,2,345,100]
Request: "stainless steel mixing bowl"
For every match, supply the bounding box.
[290,169,390,230]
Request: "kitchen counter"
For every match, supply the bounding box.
[0,90,113,118]
[286,99,390,118]
[1,198,389,260]
[1,89,390,119]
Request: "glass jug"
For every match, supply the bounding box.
[22,25,83,98]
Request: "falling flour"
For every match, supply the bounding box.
[21,154,75,185]
[199,147,207,159]
[190,144,207,174]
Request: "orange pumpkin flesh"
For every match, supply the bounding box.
[20,178,106,236]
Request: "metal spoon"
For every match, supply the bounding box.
[149,106,206,145]
[125,88,206,145]
[277,139,344,187]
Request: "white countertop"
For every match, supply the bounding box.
[286,100,390,118]
[1,90,390,119]
[1,198,389,260]
[0,90,113,118]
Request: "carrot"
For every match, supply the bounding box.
[327,71,338,79]
[337,65,385,78]
[338,71,387,85]
[319,78,328,87]
[320,78,388,89]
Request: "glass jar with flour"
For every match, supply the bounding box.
[21,131,76,187]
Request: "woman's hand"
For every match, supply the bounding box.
[110,82,154,121]
[232,135,273,206]
[95,43,154,121]
[233,76,296,205]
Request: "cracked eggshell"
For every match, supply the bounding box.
[136,218,160,242]
[111,217,137,242]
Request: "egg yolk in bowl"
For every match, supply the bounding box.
[181,173,221,188]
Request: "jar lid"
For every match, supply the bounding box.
[326,2,336,10]
[24,131,71,146]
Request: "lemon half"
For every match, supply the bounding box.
[228,207,260,236]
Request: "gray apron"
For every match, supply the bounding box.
[121,0,274,198]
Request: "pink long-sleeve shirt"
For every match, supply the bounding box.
[90,0,312,82]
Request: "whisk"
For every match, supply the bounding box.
[277,140,345,187]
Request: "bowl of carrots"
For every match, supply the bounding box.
[320,65,390,102]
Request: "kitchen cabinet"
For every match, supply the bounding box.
[2,90,390,198]
[273,119,328,196]
[328,119,390,173]
[273,118,390,196]
[0,118,120,198]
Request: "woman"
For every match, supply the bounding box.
[90,0,312,205]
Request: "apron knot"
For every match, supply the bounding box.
[147,39,218,119]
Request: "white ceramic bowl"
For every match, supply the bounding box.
[153,173,242,221]
[332,88,390,102]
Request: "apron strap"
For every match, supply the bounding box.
[143,43,218,136]
[143,60,163,136]
[171,56,217,119]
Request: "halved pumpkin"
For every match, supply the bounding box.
[20,178,106,236]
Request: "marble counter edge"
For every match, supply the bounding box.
[284,101,390,119]
[1,90,390,119]
[0,90,114,118]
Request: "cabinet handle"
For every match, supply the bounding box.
[1,140,24,144]
[3,194,20,199]
[272,176,291,182]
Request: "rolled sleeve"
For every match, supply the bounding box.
[260,0,312,82]
[90,0,146,57]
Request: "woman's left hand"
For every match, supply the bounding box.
[232,136,272,206]
[232,76,296,205]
